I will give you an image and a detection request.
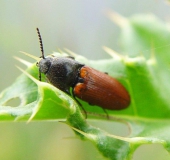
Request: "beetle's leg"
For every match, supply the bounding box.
[39,68,41,81]
[102,108,109,119]
[71,89,87,119]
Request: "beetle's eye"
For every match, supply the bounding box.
[36,62,39,67]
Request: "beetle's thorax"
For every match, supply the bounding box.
[40,56,84,94]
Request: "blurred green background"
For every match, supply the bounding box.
[1,1,170,160]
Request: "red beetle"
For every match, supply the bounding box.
[36,28,130,116]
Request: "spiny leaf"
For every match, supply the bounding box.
[1,13,170,159]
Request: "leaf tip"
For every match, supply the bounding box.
[103,46,124,60]
[16,66,39,84]
[105,9,128,27]
[14,56,32,67]
[64,48,78,57]
[19,51,40,61]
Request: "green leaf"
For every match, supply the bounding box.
[1,13,170,159]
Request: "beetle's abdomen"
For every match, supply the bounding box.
[74,66,130,110]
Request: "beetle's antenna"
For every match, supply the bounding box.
[36,28,44,81]
[36,28,45,59]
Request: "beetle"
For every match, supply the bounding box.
[36,28,130,117]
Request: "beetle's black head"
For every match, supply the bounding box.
[38,57,53,74]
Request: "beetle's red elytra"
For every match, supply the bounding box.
[74,66,130,110]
